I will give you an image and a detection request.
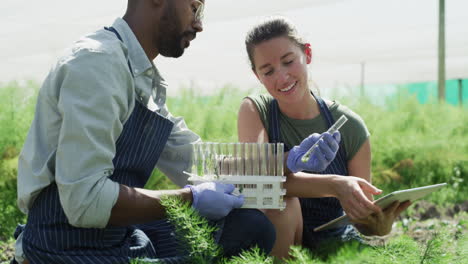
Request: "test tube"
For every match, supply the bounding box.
[227,143,236,175]
[191,142,201,175]
[252,143,260,176]
[236,143,244,176]
[203,143,214,177]
[267,143,275,176]
[276,143,284,176]
[220,143,231,175]
[199,142,206,176]
[214,143,223,178]
[259,143,268,176]
[245,143,254,176]
[301,115,348,163]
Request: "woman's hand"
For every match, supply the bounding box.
[332,176,382,220]
[353,201,412,236]
[287,132,340,173]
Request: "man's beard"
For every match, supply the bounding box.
[158,30,184,57]
[158,3,195,58]
[159,30,196,58]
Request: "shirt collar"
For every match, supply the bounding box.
[110,17,168,111]
[111,18,152,77]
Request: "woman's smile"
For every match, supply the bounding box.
[279,81,297,93]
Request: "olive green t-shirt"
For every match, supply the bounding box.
[247,94,370,162]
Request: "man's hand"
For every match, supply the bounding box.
[186,182,244,220]
[287,132,340,173]
[332,176,382,220]
[353,201,412,236]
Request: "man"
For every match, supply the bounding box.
[13,0,275,263]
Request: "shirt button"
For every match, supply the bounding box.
[146,69,153,77]
[134,69,139,74]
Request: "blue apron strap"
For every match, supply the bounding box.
[104,26,135,78]
[269,93,348,165]
[104,26,123,41]
[312,93,334,127]
[268,99,280,144]
[269,99,291,152]
[311,92,348,173]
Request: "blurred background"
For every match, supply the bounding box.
[1,0,467,104]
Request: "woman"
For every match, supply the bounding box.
[237,17,410,259]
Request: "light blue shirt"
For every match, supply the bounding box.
[16,17,200,231]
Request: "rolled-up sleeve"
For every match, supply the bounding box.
[55,49,133,228]
[156,107,201,187]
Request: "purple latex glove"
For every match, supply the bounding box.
[286,131,341,173]
[186,182,244,220]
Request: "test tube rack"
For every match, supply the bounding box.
[186,142,286,210]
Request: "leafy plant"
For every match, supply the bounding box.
[159,196,222,264]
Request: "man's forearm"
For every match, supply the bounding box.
[108,184,193,226]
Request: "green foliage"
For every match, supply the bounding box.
[219,247,273,264]
[284,238,421,264]
[372,235,421,264]
[0,162,26,241]
[455,231,468,264]
[0,158,23,262]
[145,170,178,190]
[159,195,222,264]
[0,238,15,262]
[349,97,468,204]
[287,246,322,264]
[165,85,254,142]
[0,81,37,159]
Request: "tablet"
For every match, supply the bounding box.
[313,183,447,232]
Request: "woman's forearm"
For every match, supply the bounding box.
[284,172,340,198]
[284,172,382,220]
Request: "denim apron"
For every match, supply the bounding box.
[268,93,360,249]
[16,27,191,264]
